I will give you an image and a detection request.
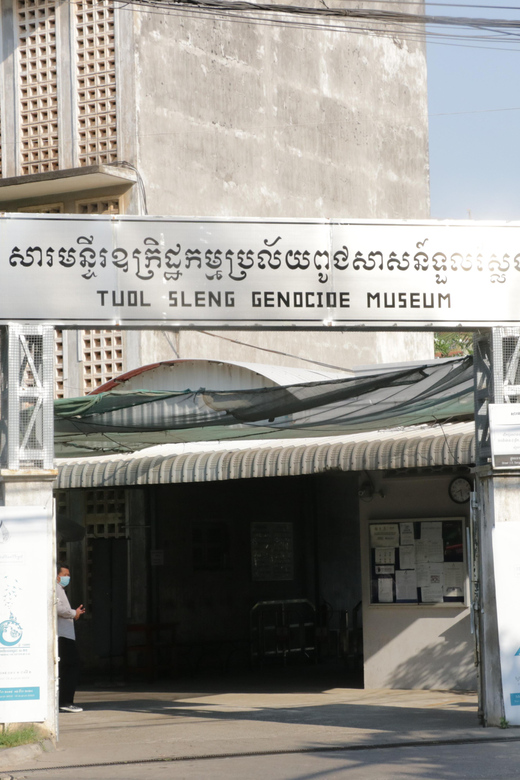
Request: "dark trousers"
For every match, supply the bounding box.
[58,636,80,706]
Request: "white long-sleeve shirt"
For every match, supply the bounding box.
[57,582,76,640]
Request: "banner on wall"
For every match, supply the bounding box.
[2,214,520,328]
[489,405,520,468]
[0,506,50,724]
[492,520,520,726]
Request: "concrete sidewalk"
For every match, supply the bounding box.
[3,676,518,774]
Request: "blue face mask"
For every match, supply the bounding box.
[60,575,70,588]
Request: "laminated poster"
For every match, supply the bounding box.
[400,522,415,546]
[375,548,395,565]
[421,585,444,603]
[416,562,430,588]
[421,521,443,542]
[399,545,415,570]
[370,524,399,548]
[444,562,465,598]
[378,578,394,603]
[395,570,418,601]
[375,565,394,575]
[415,539,444,564]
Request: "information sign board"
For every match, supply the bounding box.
[3,214,520,328]
[0,506,49,724]
[369,518,466,605]
[489,404,520,468]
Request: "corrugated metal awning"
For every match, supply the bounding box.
[56,421,475,489]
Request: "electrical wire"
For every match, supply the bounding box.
[107,0,520,49]
[115,0,520,33]
[105,160,149,215]
[197,330,357,372]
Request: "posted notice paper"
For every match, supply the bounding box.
[396,569,417,601]
[399,545,415,570]
[378,578,394,603]
[370,524,399,548]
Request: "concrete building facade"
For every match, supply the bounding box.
[0,0,433,392]
[0,0,451,737]
[55,421,476,691]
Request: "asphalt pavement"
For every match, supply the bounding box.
[2,669,518,779]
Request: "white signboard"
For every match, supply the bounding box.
[2,214,520,328]
[492,521,520,726]
[489,405,520,468]
[0,507,49,723]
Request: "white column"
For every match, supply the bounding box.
[474,466,520,726]
[0,325,57,740]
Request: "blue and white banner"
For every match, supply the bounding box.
[0,507,50,723]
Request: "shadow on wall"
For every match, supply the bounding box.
[387,616,477,691]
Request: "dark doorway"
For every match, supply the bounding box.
[91,537,128,676]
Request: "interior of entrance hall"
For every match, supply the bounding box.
[57,460,476,693]
[57,472,363,684]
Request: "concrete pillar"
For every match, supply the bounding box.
[0,324,57,739]
[474,466,520,726]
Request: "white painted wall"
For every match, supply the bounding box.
[360,471,477,691]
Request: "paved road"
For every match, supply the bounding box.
[9,739,520,780]
[5,682,516,779]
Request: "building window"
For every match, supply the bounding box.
[85,488,126,609]
[193,521,230,571]
[54,328,64,399]
[82,329,124,393]
[75,0,118,166]
[17,0,59,174]
[76,198,120,215]
[55,489,69,570]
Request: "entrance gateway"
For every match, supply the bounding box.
[2,214,520,327]
[1,214,518,736]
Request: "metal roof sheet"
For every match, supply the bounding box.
[56,421,475,489]
[90,359,351,394]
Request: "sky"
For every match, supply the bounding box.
[426,0,520,220]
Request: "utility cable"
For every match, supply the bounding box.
[114,0,520,33]
[105,160,149,215]
[197,329,357,373]
[107,0,520,51]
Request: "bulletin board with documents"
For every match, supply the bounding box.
[369,519,465,605]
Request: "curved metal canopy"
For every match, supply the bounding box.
[57,421,475,489]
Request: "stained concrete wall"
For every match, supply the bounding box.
[0,0,434,386]
[134,9,429,219]
[128,3,433,370]
[360,471,477,691]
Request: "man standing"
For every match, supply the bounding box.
[56,564,85,713]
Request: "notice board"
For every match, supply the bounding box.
[369,518,465,605]
[251,522,294,581]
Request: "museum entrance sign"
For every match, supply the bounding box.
[3,214,520,328]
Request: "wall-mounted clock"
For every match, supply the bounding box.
[448,476,471,504]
